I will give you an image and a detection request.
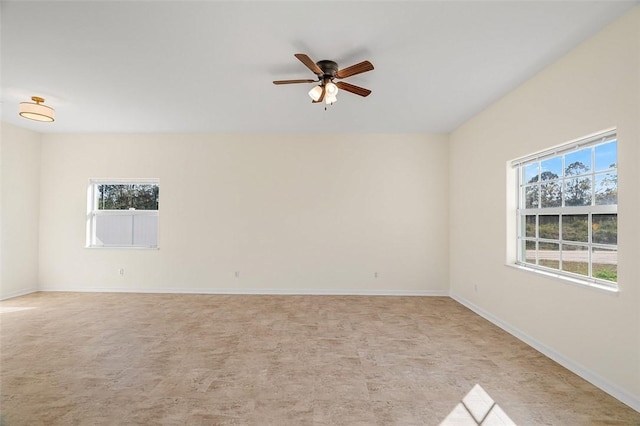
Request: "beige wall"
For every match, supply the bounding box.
[0,123,41,299]
[449,7,639,409]
[37,133,449,294]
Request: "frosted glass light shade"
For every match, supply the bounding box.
[308,86,323,101]
[325,95,337,104]
[325,82,339,96]
[19,97,55,122]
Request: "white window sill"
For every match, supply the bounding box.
[505,263,619,294]
[86,246,159,250]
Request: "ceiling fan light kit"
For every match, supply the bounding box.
[308,81,339,104]
[19,96,55,122]
[274,53,374,107]
[325,82,338,96]
[308,86,323,102]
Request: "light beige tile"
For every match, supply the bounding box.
[1,292,638,425]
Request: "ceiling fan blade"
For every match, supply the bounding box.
[273,79,316,85]
[336,60,374,79]
[312,85,326,103]
[336,81,372,97]
[295,53,323,75]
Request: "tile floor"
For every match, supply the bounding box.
[0,292,638,425]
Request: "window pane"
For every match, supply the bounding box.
[565,148,591,176]
[538,242,559,270]
[539,215,559,240]
[592,247,617,282]
[95,214,133,246]
[524,215,536,238]
[561,244,588,277]
[97,184,159,210]
[562,214,588,242]
[525,185,539,208]
[564,177,591,206]
[592,214,617,244]
[594,141,617,172]
[540,181,562,207]
[595,172,617,205]
[525,240,536,264]
[133,215,158,247]
[513,132,617,289]
[524,163,539,184]
[541,157,562,180]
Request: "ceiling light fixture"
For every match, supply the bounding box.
[308,86,323,102]
[274,54,374,107]
[324,82,338,104]
[325,82,338,97]
[19,96,55,122]
[325,94,337,105]
[308,82,339,105]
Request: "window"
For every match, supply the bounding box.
[87,180,159,248]
[513,130,617,288]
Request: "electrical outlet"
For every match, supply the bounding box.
[235,271,240,278]
[119,268,125,276]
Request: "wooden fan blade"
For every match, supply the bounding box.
[336,60,374,79]
[295,53,323,75]
[312,85,326,103]
[336,81,372,97]
[273,79,316,85]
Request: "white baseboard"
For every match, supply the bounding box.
[37,286,449,297]
[450,292,640,413]
[0,287,38,301]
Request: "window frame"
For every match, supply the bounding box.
[86,178,160,249]
[512,129,618,289]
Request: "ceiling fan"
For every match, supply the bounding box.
[273,53,374,105]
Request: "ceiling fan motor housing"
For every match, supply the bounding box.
[316,60,339,79]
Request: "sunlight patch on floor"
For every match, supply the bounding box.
[440,384,517,425]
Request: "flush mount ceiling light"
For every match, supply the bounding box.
[274,53,373,107]
[19,96,55,122]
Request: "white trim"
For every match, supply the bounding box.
[93,210,158,216]
[518,205,617,215]
[85,246,160,250]
[36,286,448,297]
[507,262,618,293]
[449,292,640,413]
[89,178,160,185]
[0,288,38,301]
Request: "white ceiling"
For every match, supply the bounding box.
[1,1,637,134]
